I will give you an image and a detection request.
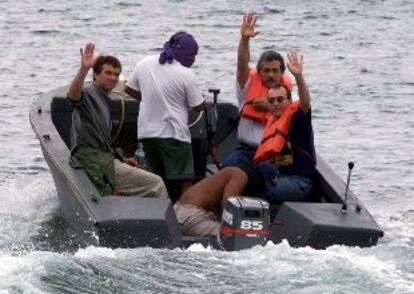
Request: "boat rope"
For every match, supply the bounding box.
[109,91,125,143]
[187,111,204,128]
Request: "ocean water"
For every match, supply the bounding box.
[0,0,413,293]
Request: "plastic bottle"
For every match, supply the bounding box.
[134,142,146,168]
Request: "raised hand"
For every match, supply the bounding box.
[68,42,97,101]
[287,50,311,113]
[287,50,304,77]
[80,42,97,70]
[241,13,260,39]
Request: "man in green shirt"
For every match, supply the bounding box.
[68,42,167,198]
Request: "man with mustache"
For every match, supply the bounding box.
[173,50,314,237]
[222,13,293,174]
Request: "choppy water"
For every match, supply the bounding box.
[0,0,413,293]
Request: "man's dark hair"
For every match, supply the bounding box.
[256,50,286,73]
[269,84,292,100]
[93,55,122,75]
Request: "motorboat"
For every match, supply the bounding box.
[29,84,384,250]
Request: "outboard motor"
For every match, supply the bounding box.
[218,196,270,251]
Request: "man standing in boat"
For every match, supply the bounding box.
[125,32,206,194]
[222,13,293,173]
[67,42,168,198]
[173,49,315,237]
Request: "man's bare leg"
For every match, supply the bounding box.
[180,180,193,194]
[221,167,249,204]
[178,167,248,216]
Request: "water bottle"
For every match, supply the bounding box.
[134,142,146,168]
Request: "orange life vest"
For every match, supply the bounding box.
[240,69,293,124]
[253,101,299,163]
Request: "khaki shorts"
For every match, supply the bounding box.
[174,202,220,237]
[113,159,168,198]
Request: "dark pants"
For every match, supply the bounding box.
[222,143,256,171]
[253,162,313,204]
[224,144,313,203]
[142,138,194,178]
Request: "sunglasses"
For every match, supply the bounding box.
[268,96,287,104]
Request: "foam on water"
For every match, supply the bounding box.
[1,241,412,293]
[0,174,58,251]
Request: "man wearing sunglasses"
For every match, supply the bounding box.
[251,50,315,203]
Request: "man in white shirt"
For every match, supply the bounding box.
[222,13,292,174]
[125,32,205,193]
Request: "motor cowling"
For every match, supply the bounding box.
[218,196,270,251]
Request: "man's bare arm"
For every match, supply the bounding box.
[192,101,206,112]
[237,36,250,89]
[124,85,142,101]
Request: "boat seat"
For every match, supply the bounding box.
[51,96,73,148]
[165,174,205,203]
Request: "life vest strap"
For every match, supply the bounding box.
[261,128,288,145]
[238,101,251,117]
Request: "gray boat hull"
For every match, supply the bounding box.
[30,85,383,249]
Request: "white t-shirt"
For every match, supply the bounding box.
[127,55,204,143]
[236,77,265,147]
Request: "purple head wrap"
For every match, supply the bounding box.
[159,32,199,68]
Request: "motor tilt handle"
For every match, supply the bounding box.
[341,161,354,214]
[208,88,220,104]
[206,88,220,133]
[207,88,221,170]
